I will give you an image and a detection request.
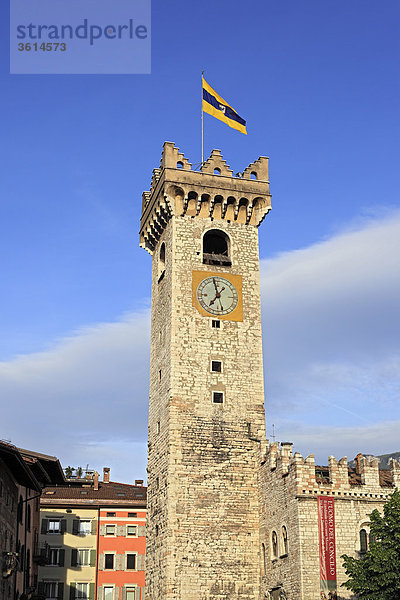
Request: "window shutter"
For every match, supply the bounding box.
[61,520,67,534]
[142,554,145,570]
[71,549,78,567]
[90,550,96,567]
[91,520,97,535]
[116,525,123,537]
[38,582,45,596]
[97,586,102,600]
[58,583,64,600]
[137,526,145,537]
[137,555,143,571]
[142,585,145,600]
[72,520,79,535]
[89,584,95,600]
[114,587,119,600]
[41,519,48,534]
[59,549,65,567]
[99,553,104,571]
[69,582,76,600]
[121,588,126,600]
[115,554,121,571]
[99,524,105,536]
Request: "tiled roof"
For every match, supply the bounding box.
[40,480,147,506]
[0,441,65,490]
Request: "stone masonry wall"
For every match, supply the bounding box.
[146,211,268,600]
[260,443,400,600]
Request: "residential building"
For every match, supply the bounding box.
[0,442,64,600]
[38,469,146,600]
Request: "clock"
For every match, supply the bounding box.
[196,276,239,316]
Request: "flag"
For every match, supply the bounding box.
[202,77,247,135]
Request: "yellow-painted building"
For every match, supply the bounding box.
[39,505,98,600]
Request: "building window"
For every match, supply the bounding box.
[77,550,90,566]
[158,242,166,282]
[262,543,266,575]
[75,584,88,600]
[127,525,137,536]
[128,513,137,518]
[126,554,136,570]
[156,421,160,434]
[125,589,136,600]
[360,529,368,554]
[203,229,231,266]
[48,520,61,534]
[211,320,220,329]
[105,525,115,536]
[271,531,278,560]
[18,496,23,524]
[281,526,288,556]
[79,521,91,535]
[48,548,60,566]
[212,391,224,404]
[211,360,222,373]
[44,582,58,599]
[106,512,115,518]
[103,587,113,600]
[104,554,114,570]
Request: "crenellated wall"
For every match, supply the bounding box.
[259,442,397,600]
[139,142,272,253]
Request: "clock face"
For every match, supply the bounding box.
[196,276,239,316]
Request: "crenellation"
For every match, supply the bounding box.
[242,157,269,182]
[359,455,381,488]
[328,455,350,490]
[390,457,400,487]
[200,149,233,176]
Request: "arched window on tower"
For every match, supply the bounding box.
[271,531,278,560]
[281,526,288,556]
[158,242,166,282]
[203,229,231,266]
[262,543,266,575]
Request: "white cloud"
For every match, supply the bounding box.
[261,211,400,460]
[0,311,150,482]
[1,211,399,478]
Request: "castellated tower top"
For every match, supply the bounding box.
[140,141,271,253]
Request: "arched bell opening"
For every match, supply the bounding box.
[202,229,231,267]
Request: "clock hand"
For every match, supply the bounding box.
[209,286,225,306]
[213,278,219,294]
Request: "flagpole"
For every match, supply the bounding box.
[201,70,204,166]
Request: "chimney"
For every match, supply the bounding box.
[103,467,110,484]
[135,480,144,487]
[93,471,99,491]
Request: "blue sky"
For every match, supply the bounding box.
[1,0,399,483]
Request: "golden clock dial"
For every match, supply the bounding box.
[196,276,239,316]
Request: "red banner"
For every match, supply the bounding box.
[318,496,337,599]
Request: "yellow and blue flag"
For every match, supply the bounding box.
[202,77,247,135]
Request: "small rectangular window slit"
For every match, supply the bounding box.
[211,361,222,373]
[212,320,220,329]
[212,392,224,404]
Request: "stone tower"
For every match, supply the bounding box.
[140,142,271,600]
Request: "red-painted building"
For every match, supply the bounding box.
[97,504,146,600]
